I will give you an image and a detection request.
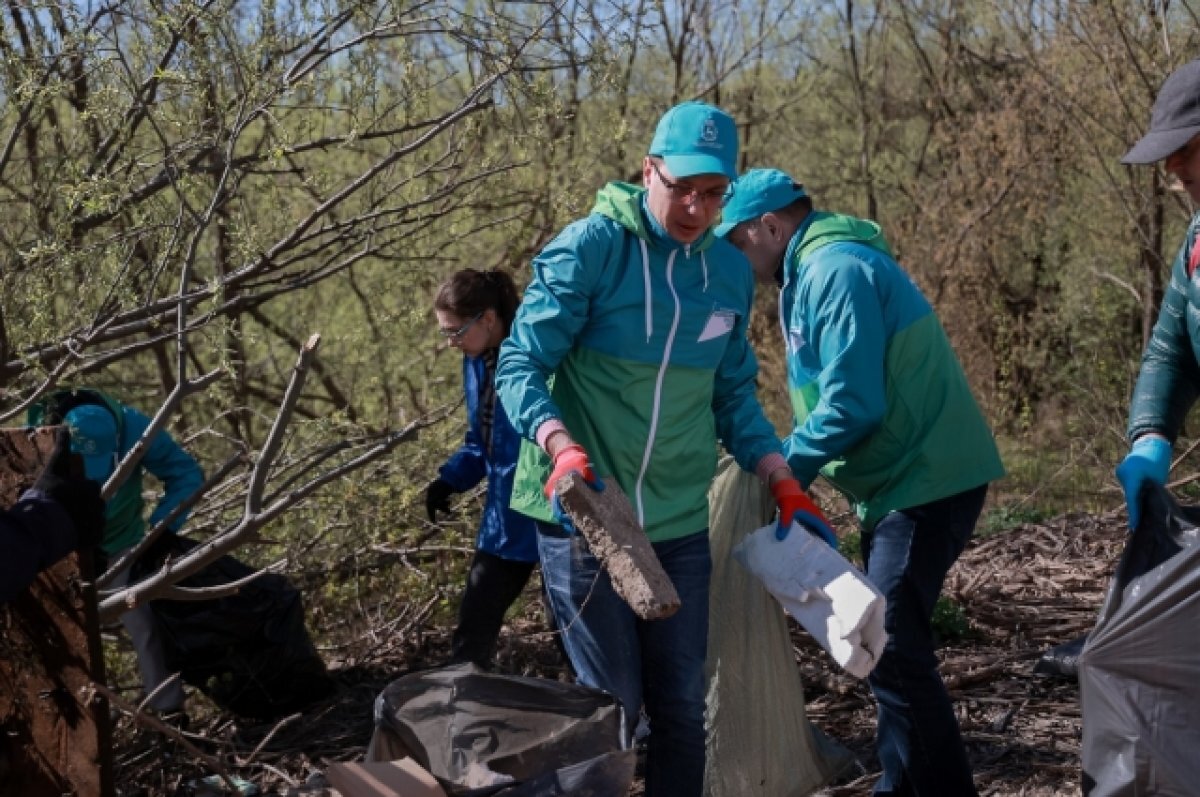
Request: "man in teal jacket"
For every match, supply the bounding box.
[717,168,1005,797]
[31,389,204,716]
[1115,59,1200,530]
[495,103,829,797]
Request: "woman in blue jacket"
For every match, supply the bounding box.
[425,269,542,668]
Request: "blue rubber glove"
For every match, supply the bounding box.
[791,510,840,550]
[1115,435,1171,530]
[551,494,578,535]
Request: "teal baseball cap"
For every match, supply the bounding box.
[648,101,738,179]
[714,168,808,238]
[64,404,119,482]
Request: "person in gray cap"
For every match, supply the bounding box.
[716,167,1005,797]
[495,102,830,797]
[1116,59,1200,529]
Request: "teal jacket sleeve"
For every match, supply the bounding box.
[711,265,785,472]
[1128,217,1200,443]
[123,407,205,531]
[496,217,611,440]
[784,257,888,486]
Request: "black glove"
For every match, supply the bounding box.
[424,478,456,523]
[33,428,106,548]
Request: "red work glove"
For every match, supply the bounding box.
[770,478,837,549]
[543,443,599,502]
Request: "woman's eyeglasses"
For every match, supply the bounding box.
[650,160,732,208]
[439,312,483,340]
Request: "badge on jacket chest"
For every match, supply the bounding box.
[698,308,737,342]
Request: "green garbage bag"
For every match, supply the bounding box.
[704,457,855,796]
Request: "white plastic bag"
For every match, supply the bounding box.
[734,521,887,679]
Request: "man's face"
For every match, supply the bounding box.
[1165,133,1200,204]
[725,217,788,284]
[643,157,730,244]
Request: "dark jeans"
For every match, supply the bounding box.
[450,550,536,669]
[862,484,988,797]
[537,523,710,797]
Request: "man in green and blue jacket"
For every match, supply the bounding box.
[717,168,1005,797]
[495,103,829,797]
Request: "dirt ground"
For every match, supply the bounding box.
[109,508,1124,796]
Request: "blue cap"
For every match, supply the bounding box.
[64,405,119,482]
[648,102,738,179]
[713,168,808,238]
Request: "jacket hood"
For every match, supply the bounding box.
[590,181,718,252]
[795,211,892,262]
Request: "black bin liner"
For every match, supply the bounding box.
[1033,633,1088,679]
[1079,483,1200,796]
[371,663,635,796]
[131,534,333,720]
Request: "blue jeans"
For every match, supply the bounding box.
[862,485,988,797]
[537,523,710,797]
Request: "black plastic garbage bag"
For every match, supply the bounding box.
[1079,483,1200,796]
[368,663,635,796]
[1033,633,1088,679]
[131,534,333,720]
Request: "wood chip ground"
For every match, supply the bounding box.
[110,510,1127,796]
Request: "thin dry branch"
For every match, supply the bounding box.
[93,681,239,792]
[97,385,454,623]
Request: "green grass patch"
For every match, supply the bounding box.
[931,596,971,646]
[992,435,1119,518]
[977,504,1052,538]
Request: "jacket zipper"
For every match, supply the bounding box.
[634,247,681,527]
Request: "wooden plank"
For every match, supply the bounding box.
[555,472,680,620]
[0,425,113,797]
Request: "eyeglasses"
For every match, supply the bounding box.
[439,312,483,340]
[650,160,732,208]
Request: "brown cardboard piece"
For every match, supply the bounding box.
[555,471,681,620]
[325,758,447,797]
